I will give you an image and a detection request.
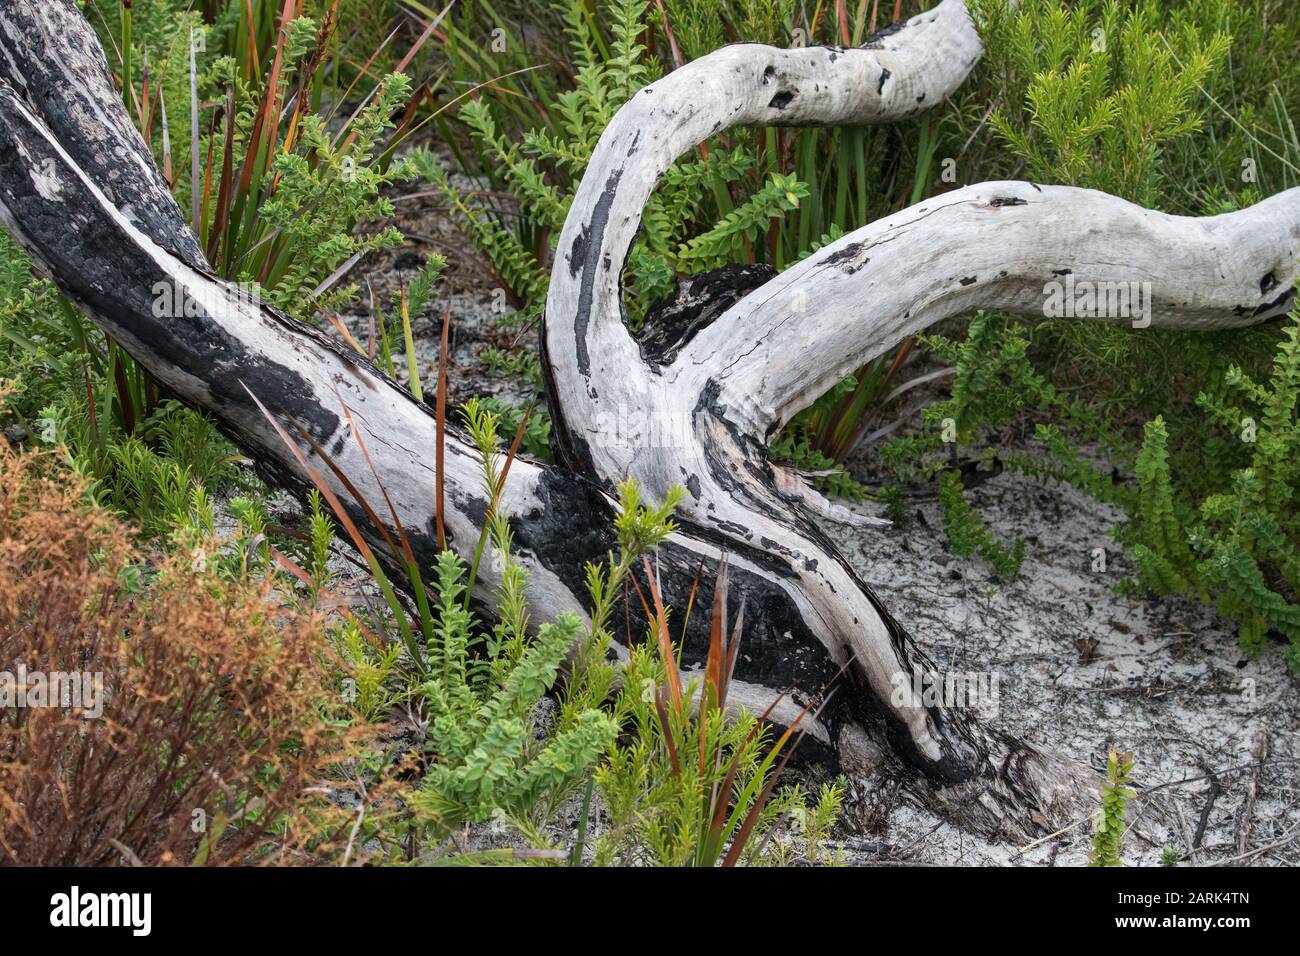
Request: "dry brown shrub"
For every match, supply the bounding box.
[0,428,352,865]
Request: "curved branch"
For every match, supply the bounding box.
[0,80,545,593]
[533,0,1107,833]
[543,0,983,472]
[675,180,1300,437]
[534,0,1300,833]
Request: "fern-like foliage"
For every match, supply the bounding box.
[256,74,414,317]
[411,0,819,451]
[1129,416,1197,594]
[769,422,872,502]
[409,402,625,836]
[881,313,1121,571]
[674,173,810,269]
[1118,316,1300,665]
[414,552,617,831]
[414,0,812,324]
[938,469,1026,578]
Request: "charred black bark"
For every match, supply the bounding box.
[635,264,776,365]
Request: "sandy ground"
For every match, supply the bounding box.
[825,471,1299,865]
[293,158,1299,867]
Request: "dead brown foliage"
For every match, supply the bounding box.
[0,429,349,865]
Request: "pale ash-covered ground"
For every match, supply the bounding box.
[823,470,1299,866]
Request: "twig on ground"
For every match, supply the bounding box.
[1191,764,1221,851]
[1210,818,1300,867]
[1234,720,1269,855]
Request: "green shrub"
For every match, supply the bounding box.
[1127,321,1300,665]
[411,552,618,836]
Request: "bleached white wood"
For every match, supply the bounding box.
[0,80,582,617]
[536,0,998,775]
[680,181,1300,437]
[537,0,1300,837]
[544,0,984,480]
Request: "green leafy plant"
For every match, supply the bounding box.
[0,3,438,548]
[96,0,428,318]
[588,557,843,866]
[410,1,814,323]
[938,469,1026,578]
[1089,749,1136,866]
[979,0,1231,206]
[894,1,1300,668]
[1,234,250,541]
[879,313,1123,571]
[1123,318,1300,665]
[410,552,618,835]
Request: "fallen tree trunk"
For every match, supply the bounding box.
[2,0,1296,842]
